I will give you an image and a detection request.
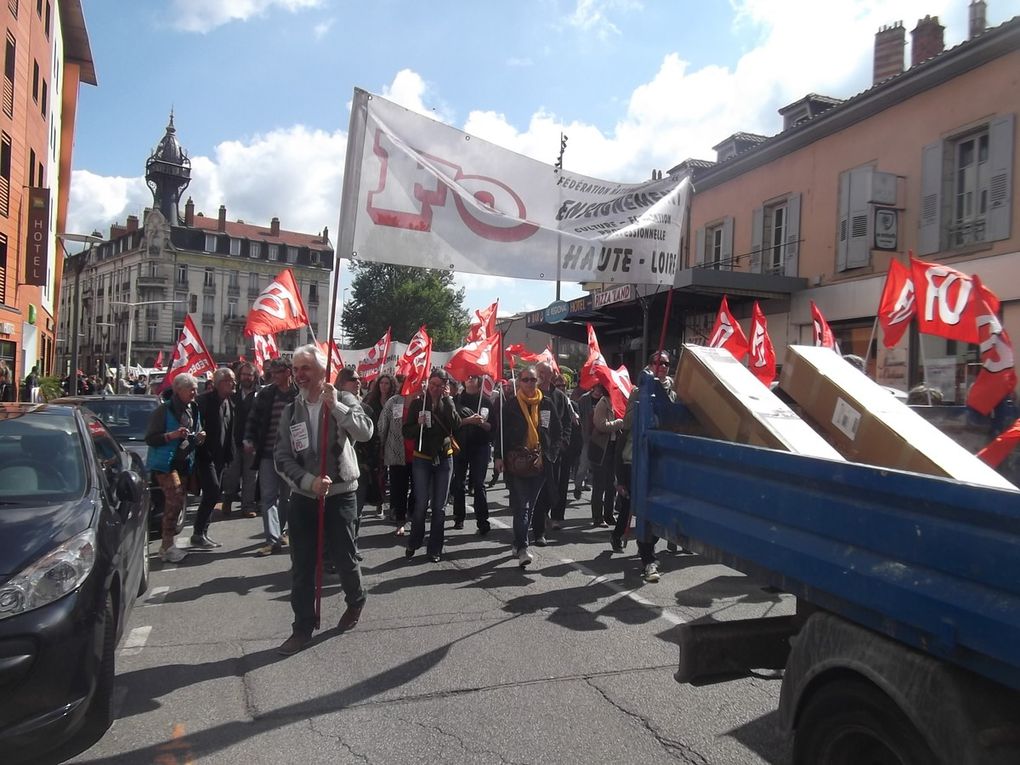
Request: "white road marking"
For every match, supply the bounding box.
[143,586,170,606]
[121,625,152,656]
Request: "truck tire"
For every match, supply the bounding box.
[794,677,938,765]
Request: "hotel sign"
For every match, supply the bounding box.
[25,187,50,286]
[593,284,633,309]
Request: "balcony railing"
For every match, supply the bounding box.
[227,284,240,297]
[137,273,167,287]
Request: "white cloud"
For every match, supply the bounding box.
[505,56,534,67]
[566,0,641,40]
[312,18,334,39]
[380,69,455,124]
[170,0,323,34]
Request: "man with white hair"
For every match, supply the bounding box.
[274,344,373,656]
[145,373,206,563]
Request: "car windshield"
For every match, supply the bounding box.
[79,399,156,441]
[0,411,87,503]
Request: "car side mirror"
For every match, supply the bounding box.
[116,470,144,505]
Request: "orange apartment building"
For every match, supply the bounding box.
[681,6,1018,404]
[0,0,94,391]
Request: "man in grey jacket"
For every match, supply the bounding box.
[274,344,374,656]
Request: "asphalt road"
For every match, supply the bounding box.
[65,482,794,765]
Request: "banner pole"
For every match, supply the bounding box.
[656,287,674,357]
[864,314,880,378]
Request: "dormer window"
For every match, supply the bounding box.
[204,234,217,252]
[249,241,261,258]
[268,244,279,261]
[229,237,241,256]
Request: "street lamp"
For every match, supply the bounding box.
[57,232,103,394]
[110,298,184,384]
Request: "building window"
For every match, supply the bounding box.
[695,219,733,270]
[176,264,188,285]
[268,244,279,261]
[203,295,214,315]
[28,148,35,187]
[228,270,239,288]
[204,234,217,252]
[764,203,786,275]
[203,267,215,287]
[750,194,801,276]
[0,132,10,218]
[31,59,37,102]
[310,250,320,265]
[147,322,158,342]
[249,241,260,258]
[203,324,214,341]
[309,305,318,325]
[248,272,258,291]
[0,234,6,304]
[3,34,14,119]
[308,282,318,302]
[919,114,1013,255]
[43,1,49,38]
[227,299,238,319]
[189,294,198,313]
[39,78,45,115]
[7,1,17,19]
[286,246,298,263]
[229,237,241,256]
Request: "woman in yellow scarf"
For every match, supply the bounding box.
[493,367,562,569]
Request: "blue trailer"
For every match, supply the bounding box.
[630,374,1020,765]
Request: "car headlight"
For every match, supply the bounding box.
[0,529,97,620]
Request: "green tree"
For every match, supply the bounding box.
[342,263,469,350]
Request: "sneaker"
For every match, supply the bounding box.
[280,532,289,547]
[337,604,363,632]
[610,536,625,553]
[244,510,258,518]
[277,630,312,656]
[404,547,415,559]
[395,525,407,537]
[476,523,491,537]
[189,534,221,549]
[534,535,548,547]
[159,545,187,563]
[452,520,464,530]
[427,553,441,563]
[574,486,583,500]
[255,544,282,557]
[666,541,679,553]
[518,548,533,568]
[355,551,364,561]
[642,562,661,583]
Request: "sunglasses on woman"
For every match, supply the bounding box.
[520,377,538,383]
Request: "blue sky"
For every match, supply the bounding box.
[68,0,1020,328]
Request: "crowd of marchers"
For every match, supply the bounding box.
[142,345,678,656]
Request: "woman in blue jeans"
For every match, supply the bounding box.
[493,368,562,569]
[402,369,461,562]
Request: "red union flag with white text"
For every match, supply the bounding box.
[357,328,392,384]
[579,323,632,417]
[810,301,838,351]
[398,326,432,396]
[465,301,499,343]
[251,333,280,375]
[707,295,748,360]
[878,259,915,348]
[161,316,216,391]
[446,332,501,381]
[244,268,309,337]
[966,276,1017,415]
[749,302,776,387]
[910,256,982,344]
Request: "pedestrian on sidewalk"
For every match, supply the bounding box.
[221,361,260,518]
[531,361,572,543]
[589,383,623,527]
[378,375,412,535]
[274,344,373,655]
[451,375,494,535]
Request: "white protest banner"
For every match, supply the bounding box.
[338,88,691,286]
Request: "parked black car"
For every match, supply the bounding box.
[0,403,150,763]
[51,394,179,540]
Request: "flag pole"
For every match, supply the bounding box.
[864,314,880,377]
[657,287,674,357]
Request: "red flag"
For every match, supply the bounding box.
[748,302,776,387]
[446,332,501,381]
[910,256,982,344]
[977,419,1020,468]
[252,333,280,375]
[244,268,310,337]
[878,259,915,348]
[357,328,392,385]
[504,343,542,365]
[153,350,165,370]
[317,339,344,369]
[707,295,748,360]
[466,300,498,343]
[578,323,632,417]
[398,326,432,396]
[161,316,216,391]
[966,277,1017,416]
[810,300,838,351]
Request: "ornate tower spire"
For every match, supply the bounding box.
[145,111,192,224]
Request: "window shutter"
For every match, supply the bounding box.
[784,194,801,276]
[986,113,1014,242]
[750,207,764,273]
[836,171,850,271]
[721,217,734,270]
[847,167,871,268]
[694,227,705,266]
[919,142,942,255]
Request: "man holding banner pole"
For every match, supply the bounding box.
[273,344,372,656]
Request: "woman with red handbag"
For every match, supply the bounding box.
[492,368,562,569]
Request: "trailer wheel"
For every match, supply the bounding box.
[794,677,938,765]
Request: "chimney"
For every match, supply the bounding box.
[873,22,905,83]
[184,197,195,226]
[126,214,139,232]
[270,216,280,236]
[218,204,227,232]
[911,15,945,67]
[969,0,987,39]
